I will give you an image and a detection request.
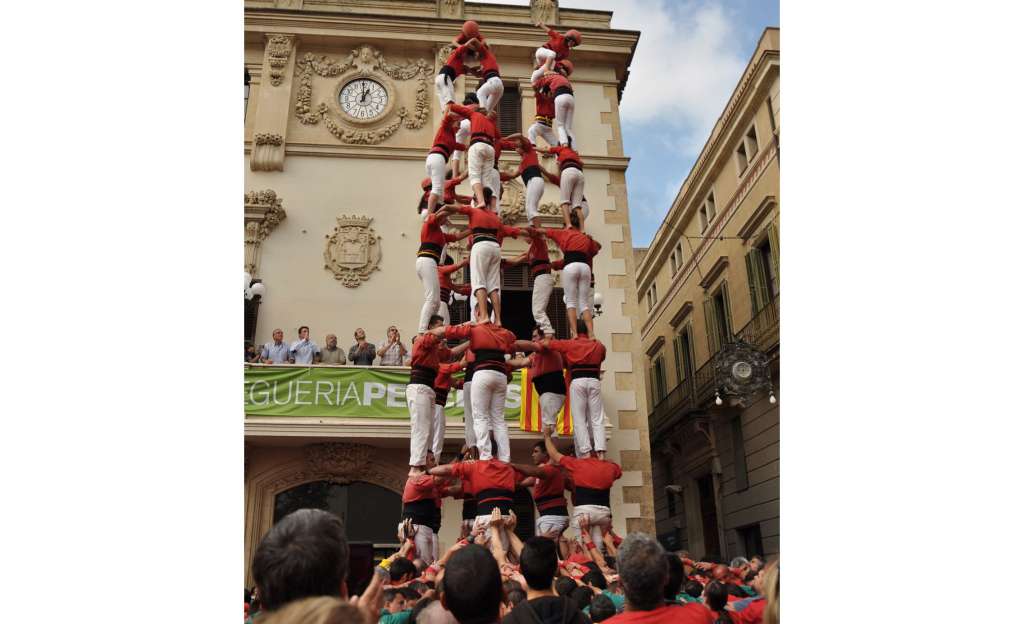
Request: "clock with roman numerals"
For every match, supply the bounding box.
[339,78,388,121]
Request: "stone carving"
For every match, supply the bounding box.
[438,0,463,19]
[324,215,382,287]
[295,45,432,144]
[266,35,295,87]
[250,133,285,172]
[436,43,457,69]
[499,178,527,224]
[304,443,404,492]
[537,201,563,216]
[244,190,287,275]
[531,0,558,25]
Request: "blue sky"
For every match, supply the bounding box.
[472,0,780,246]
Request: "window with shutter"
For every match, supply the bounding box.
[680,325,694,380]
[673,336,683,383]
[497,84,521,136]
[703,296,721,356]
[745,249,770,314]
[706,283,732,355]
[655,355,667,401]
[768,221,780,292]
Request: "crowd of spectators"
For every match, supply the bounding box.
[245,325,413,367]
[244,508,779,624]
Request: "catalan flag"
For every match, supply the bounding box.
[519,367,573,435]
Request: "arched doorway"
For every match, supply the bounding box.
[273,480,402,595]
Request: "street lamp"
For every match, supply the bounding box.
[593,292,604,316]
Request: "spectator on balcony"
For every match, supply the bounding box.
[378,326,409,366]
[245,342,261,363]
[289,326,321,365]
[348,328,376,365]
[320,334,344,365]
[261,329,290,364]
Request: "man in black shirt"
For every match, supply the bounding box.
[502,537,587,624]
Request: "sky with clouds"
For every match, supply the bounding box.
[471,0,779,246]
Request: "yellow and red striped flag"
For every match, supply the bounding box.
[519,368,573,435]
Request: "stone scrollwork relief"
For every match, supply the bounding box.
[266,34,296,87]
[305,443,404,492]
[530,0,558,25]
[499,178,527,225]
[244,190,287,275]
[295,44,432,145]
[537,201,563,216]
[436,43,457,69]
[324,215,382,287]
[437,0,464,19]
[250,133,285,172]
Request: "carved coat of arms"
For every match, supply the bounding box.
[324,215,381,287]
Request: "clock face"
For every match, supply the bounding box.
[339,79,388,120]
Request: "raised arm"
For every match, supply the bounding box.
[543,429,564,464]
[428,463,457,477]
[512,339,540,353]
[541,166,561,186]
[510,462,548,479]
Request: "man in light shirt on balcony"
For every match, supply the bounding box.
[260,328,289,364]
[377,326,409,366]
[289,325,321,365]
[320,333,344,365]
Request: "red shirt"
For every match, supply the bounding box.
[430,119,468,159]
[410,333,443,371]
[444,323,517,356]
[420,177,466,204]
[535,90,555,118]
[546,336,605,368]
[544,228,597,267]
[529,346,563,376]
[449,104,499,144]
[434,361,464,392]
[477,45,500,76]
[548,145,583,171]
[443,44,473,76]
[420,213,459,247]
[402,473,436,503]
[516,143,541,172]
[558,455,621,491]
[532,462,567,513]
[544,29,572,60]
[438,262,470,295]
[605,604,714,624]
[734,598,765,624]
[449,459,516,496]
[536,72,572,95]
[456,205,520,246]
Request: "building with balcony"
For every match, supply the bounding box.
[243,0,652,590]
[634,27,779,561]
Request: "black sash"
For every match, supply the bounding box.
[564,251,588,265]
[439,65,457,81]
[402,498,436,525]
[409,366,438,386]
[533,370,566,395]
[418,242,442,261]
[476,487,514,516]
[569,364,600,380]
[574,486,610,507]
[554,85,573,98]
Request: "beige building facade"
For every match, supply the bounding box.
[635,28,780,561]
[243,0,652,587]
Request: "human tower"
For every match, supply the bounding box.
[399,19,622,565]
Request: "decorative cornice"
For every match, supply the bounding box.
[251,134,285,171]
[266,34,296,86]
[737,195,777,242]
[244,190,287,275]
[645,335,666,357]
[669,302,694,328]
[254,133,283,146]
[699,257,729,290]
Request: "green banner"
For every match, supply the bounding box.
[244,365,522,419]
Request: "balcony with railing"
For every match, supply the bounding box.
[648,295,779,438]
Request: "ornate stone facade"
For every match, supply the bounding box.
[244,190,287,276]
[266,34,295,87]
[323,215,382,287]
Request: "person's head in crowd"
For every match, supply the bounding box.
[711,564,729,582]
[428,314,445,332]
[762,559,780,624]
[440,545,503,624]
[570,585,593,611]
[582,570,607,591]
[463,92,479,106]
[384,588,408,614]
[730,556,750,570]
[354,328,367,343]
[272,328,284,344]
[251,509,350,612]
[555,576,576,597]
[607,580,622,595]
[617,533,668,611]
[704,581,729,620]
[531,440,550,466]
[257,596,363,624]
[298,326,310,341]
[401,587,421,603]
[414,598,459,624]
[749,555,764,573]
[507,589,526,607]
[664,554,684,602]
[246,342,257,358]
[390,557,418,585]
[520,537,558,591]
[325,334,337,350]
[589,594,616,622]
[503,580,523,600]
[409,581,429,595]
[682,580,703,599]
[575,318,588,337]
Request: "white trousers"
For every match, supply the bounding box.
[559,167,585,208]
[398,522,436,566]
[471,369,510,462]
[439,300,451,326]
[528,121,558,148]
[539,391,566,430]
[435,72,455,109]
[571,504,612,546]
[534,46,557,68]
[463,380,476,448]
[554,93,576,148]
[470,240,501,294]
[425,152,447,197]
[525,176,545,222]
[485,167,501,199]
[408,383,438,465]
[473,513,511,551]
[467,143,495,188]
[532,272,555,336]
[416,257,441,333]
[453,119,470,166]
[476,76,504,113]
[569,377,605,456]
[536,514,570,537]
[429,404,446,457]
[562,262,592,312]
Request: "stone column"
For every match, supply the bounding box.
[250,34,298,172]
